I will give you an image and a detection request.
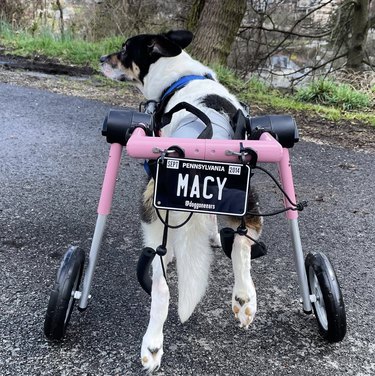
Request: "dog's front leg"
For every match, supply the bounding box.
[231,231,257,329]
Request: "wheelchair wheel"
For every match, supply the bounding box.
[305,252,346,342]
[44,246,85,340]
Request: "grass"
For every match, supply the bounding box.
[0,21,124,68]
[214,66,375,126]
[295,79,372,111]
[1,22,374,126]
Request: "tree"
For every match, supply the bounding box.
[237,0,374,82]
[0,0,25,27]
[187,0,247,65]
[55,0,64,40]
[339,0,375,70]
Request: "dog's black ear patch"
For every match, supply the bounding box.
[150,35,182,57]
[164,30,194,49]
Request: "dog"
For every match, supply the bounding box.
[100,30,263,373]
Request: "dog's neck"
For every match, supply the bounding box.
[142,51,216,101]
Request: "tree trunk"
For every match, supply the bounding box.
[186,0,206,33]
[346,0,369,70]
[188,0,247,65]
[56,0,65,40]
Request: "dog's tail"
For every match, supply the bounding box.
[172,214,215,323]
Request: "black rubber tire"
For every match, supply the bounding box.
[305,252,346,342]
[44,246,85,340]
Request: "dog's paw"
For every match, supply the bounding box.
[232,291,257,329]
[141,337,164,373]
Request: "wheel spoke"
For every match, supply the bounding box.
[64,271,81,325]
[309,269,328,330]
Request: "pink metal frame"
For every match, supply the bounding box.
[91,127,312,313]
[97,143,123,216]
[97,128,299,220]
[98,128,298,219]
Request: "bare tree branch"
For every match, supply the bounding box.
[239,24,331,39]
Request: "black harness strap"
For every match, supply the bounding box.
[160,101,213,139]
[154,74,214,136]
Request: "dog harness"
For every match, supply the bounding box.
[143,74,253,178]
[153,74,215,138]
[161,74,213,101]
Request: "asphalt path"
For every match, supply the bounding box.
[0,83,374,376]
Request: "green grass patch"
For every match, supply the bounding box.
[295,79,372,111]
[214,66,374,125]
[214,65,271,96]
[0,21,124,68]
[244,90,375,125]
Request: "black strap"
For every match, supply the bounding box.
[231,109,251,140]
[160,102,213,139]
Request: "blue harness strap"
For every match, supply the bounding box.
[161,74,213,101]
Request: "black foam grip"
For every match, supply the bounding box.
[220,227,235,259]
[136,247,156,295]
[251,242,267,259]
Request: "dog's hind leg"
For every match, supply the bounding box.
[231,227,259,328]
[140,251,170,373]
[230,189,263,329]
[140,216,174,373]
[140,181,173,372]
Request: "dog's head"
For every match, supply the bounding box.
[100,30,193,89]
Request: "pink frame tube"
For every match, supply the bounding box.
[126,128,283,163]
[97,143,123,215]
[97,130,298,218]
[277,148,299,220]
[125,128,298,216]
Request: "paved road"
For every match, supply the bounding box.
[0,83,374,376]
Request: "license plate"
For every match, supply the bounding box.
[153,157,250,216]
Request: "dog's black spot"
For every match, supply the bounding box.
[140,199,157,224]
[201,94,238,118]
[235,296,249,306]
[148,347,161,355]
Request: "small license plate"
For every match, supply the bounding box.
[153,157,250,216]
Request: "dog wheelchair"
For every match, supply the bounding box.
[44,106,347,344]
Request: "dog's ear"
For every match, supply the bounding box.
[164,30,194,49]
[150,35,182,57]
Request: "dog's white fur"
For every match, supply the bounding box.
[101,35,262,373]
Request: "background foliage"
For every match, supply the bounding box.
[0,0,374,120]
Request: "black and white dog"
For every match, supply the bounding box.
[100,30,262,373]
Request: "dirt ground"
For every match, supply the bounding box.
[1,53,374,153]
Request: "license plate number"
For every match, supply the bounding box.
[153,157,250,216]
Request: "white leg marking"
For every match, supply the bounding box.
[231,232,257,329]
[141,256,169,373]
[140,219,171,373]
